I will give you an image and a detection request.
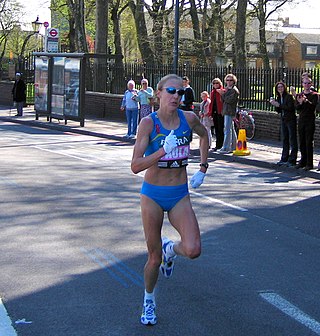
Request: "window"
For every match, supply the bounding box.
[284,44,289,53]
[305,61,316,69]
[306,46,317,55]
[225,43,233,52]
[248,43,258,53]
[266,44,274,53]
[248,59,256,68]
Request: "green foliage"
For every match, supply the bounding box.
[120,6,140,62]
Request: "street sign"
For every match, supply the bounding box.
[48,28,59,38]
[43,21,49,28]
[46,28,59,53]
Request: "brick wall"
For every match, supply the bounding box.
[0,81,14,105]
[1,81,319,147]
[284,34,302,68]
[85,92,126,120]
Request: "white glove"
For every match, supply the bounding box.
[163,130,178,154]
[190,171,206,188]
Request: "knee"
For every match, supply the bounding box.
[182,241,201,259]
[147,251,162,268]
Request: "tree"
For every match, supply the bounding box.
[0,0,23,77]
[144,0,173,65]
[129,0,155,64]
[234,0,248,68]
[66,0,88,52]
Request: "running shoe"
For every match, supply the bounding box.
[140,299,157,325]
[160,237,176,278]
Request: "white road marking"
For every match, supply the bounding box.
[260,291,320,335]
[190,190,248,212]
[136,172,248,212]
[33,146,97,163]
[0,298,17,336]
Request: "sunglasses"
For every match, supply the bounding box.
[226,79,234,82]
[213,82,220,84]
[164,87,185,96]
[303,82,312,85]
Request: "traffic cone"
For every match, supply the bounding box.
[233,129,251,156]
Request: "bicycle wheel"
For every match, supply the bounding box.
[240,115,255,140]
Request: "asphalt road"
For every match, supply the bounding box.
[0,121,320,336]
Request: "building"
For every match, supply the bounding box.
[283,33,320,68]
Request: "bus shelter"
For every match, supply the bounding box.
[33,52,86,127]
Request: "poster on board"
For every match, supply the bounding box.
[34,57,49,112]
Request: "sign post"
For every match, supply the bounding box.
[47,28,59,53]
[43,21,49,52]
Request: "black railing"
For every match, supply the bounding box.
[2,55,320,112]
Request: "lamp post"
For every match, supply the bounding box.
[173,0,180,74]
[19,16,43,71]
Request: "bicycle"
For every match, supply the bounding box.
[233,106,255,141]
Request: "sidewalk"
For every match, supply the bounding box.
[1,105,320,179]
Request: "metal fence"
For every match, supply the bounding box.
[102,63,320,112]
[2,54,320,112]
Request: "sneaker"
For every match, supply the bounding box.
[276,160,287,166]
[123,134,130,138]
[295,162,305,169]
[129,134,136,139]
[304,165,313,171]
[160,237,176,278]
[217,148,230,154]
[286,162,296,168]
[140,299,157,325]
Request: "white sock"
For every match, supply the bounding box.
[166,241,176,258]
[144,289,155,305]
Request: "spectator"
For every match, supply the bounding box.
[295,76,318,170]
[199,91,213,149]
[208,78,224,151]
[290,72,317,97]
[217,74,239,154]
[12,72,26,116]
[120,80,139,139]
[270,81,298,167]
[179,76,195,111]
[136,79,154,120]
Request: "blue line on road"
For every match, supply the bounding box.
[81,248,144,288]
[260,291,320,335]
[95,248,144,288]
[81,248,129,288]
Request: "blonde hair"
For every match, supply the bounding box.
[201,91,209,98]
[157,74,182,90]
[224,73,237,84]
[212,78,223,86]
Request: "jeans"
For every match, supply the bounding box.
[16,101,24,116]
[221,114,237,151]
[126,108,139,136]
[280,118,298,164]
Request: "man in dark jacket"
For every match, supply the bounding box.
[12,72,26,116]
[295,77,318,170]
[180,76,195,111]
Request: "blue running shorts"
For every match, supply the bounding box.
[141,181,189,212]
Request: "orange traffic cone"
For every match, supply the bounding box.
[233,129,251,156]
